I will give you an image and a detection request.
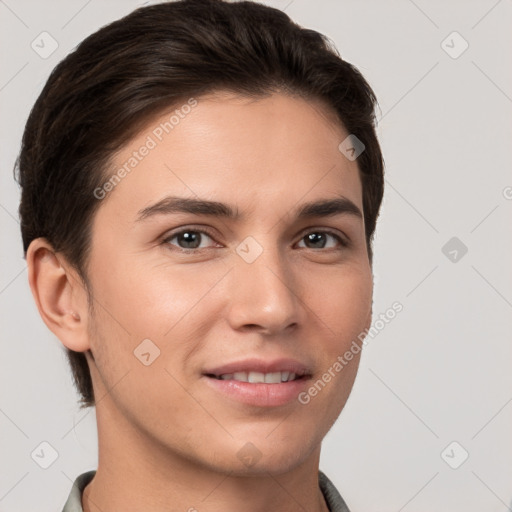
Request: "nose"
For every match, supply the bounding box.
[226,243,304,336]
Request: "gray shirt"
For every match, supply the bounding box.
[62,469,351,512]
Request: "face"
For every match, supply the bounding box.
[84,91,373,474]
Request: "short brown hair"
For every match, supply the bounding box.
[15,0,385,409]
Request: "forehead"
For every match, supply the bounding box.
[96,91,363,221]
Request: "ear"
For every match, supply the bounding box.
[26,238,90,352]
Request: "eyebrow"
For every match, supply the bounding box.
[136,195,363,222]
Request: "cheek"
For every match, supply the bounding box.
[297,266,371,424]
[92,254,230,340]
[308,263,373,348]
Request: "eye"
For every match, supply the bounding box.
[162,227,348,253]
[163,228,218,250]
[296,230,347,250]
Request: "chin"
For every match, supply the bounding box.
[207,428,320,477]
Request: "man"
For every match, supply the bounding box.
[16,0,384,510]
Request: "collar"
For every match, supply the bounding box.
[62,469,351,512]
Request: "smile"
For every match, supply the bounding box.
[202,358,313,407]
[208,371,302,383]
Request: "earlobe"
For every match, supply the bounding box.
[26,238,90,352]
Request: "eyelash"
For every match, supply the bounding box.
[162,226,349,252]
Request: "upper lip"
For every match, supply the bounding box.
[203,358,312,377]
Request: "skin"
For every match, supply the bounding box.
[27,91,373,512]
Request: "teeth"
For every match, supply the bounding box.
[248,371,265,383]
[264,372,282,384]
[217,371,299,383]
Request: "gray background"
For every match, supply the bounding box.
[1,0,511,510]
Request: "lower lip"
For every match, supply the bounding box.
[202,376,310,407]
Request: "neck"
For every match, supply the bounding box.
[82,399,330,512]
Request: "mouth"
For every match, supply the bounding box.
[205,371,308,383]
[202,358,313,407]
